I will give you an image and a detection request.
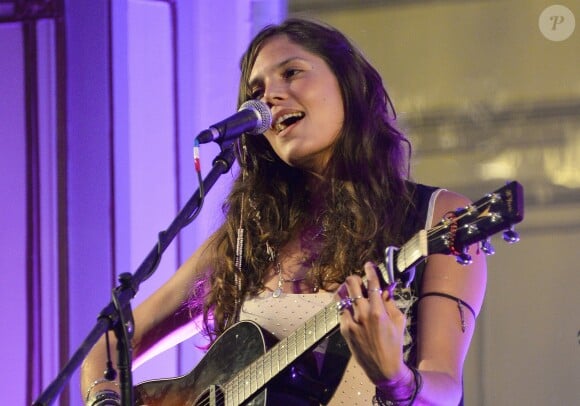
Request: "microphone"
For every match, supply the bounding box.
[195,99,272,144]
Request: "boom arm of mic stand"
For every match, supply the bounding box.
[33,145,237,406]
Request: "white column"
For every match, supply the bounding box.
[0,22,28,404]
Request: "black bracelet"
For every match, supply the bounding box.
[372,366,423,406]
[90,389,121,406]
[408,366,423,404]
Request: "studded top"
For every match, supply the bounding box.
[239,290,374,405]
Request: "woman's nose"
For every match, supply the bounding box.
[263,81,287,106]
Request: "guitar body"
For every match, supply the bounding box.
[134,321,321,406]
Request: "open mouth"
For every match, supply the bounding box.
[274,112,305,133]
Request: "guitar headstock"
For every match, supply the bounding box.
[379,181,525,288]
[431,180,525,264]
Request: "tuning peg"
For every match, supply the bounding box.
[456,250,472,265]
[480,238,495,255]
[502,226,520,243]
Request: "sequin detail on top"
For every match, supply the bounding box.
[239,290,334,339]
[239,290,375,405]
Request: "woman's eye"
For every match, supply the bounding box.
[250,88,264,99]
[283,68,300,79]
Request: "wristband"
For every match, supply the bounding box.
[372,365,423,406]
[89,389,121,406]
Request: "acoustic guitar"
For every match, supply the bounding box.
[134,181,524,406]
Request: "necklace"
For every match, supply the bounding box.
[272,260,308,298]
[268,222,324,298]
[272,256,319,298]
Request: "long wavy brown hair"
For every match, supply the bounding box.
[191,18,415,342]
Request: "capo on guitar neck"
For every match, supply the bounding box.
[378,229,428,290]
[384,245,417,289]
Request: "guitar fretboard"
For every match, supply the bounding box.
[223,299,340,405]
[397,230,428,272]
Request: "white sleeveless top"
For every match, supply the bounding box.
[239,290,374,405]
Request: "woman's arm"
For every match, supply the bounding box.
[340,190,487,405]
[80,239,213,404]
[412,189,487,404]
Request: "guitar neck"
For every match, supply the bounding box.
[396,229,429,273]
[223,299,340,405]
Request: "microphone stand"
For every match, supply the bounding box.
[33,142,237,406]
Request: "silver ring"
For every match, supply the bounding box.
[351,295,364,303]
[337,297,353,312]
[368,288,383,294]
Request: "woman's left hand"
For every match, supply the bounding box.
[338,261,408,386]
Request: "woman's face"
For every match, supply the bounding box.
[248,35,344,174]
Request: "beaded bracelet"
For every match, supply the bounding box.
[372,366,423,406]
[85,378,119,403]
[89,389,121,406]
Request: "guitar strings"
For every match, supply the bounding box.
[193,300,340,406]
[424,197,496,240]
